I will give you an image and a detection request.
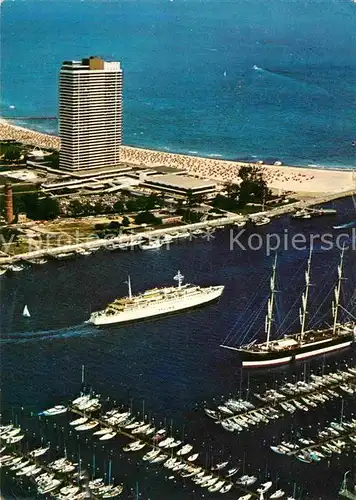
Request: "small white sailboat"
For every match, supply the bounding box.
[23,305,31,318]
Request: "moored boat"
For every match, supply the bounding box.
[41,405,67,416]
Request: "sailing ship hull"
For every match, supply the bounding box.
[87,286,224,326]
[225,333,354,368]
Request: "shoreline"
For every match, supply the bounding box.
[1,190,354,265]
[0,118,355,196]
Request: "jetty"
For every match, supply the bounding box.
[0,433,112,498]
[204,365,356,434]
[10,390,303,499]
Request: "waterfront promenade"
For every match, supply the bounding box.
[0,189,354,265]
[1,119,354,196]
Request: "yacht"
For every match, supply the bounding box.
[9,264,25,272]
[141,239,162,250]
[257,481,273,493]
[42,405,67,416]
[253,216,271,226]
[292,209,312,219]
[270,490,285,499]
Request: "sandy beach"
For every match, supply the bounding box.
[0,119,354,196]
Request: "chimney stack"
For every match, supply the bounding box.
[4,183,14,224]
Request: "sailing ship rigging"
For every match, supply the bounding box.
[221,249,355,368]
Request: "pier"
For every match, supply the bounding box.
[0,439,106,498]
[67,403,257,498]
[284,424,356,458]
[340,487,356,500]
[1,388,306,499]
[205,365,356,434]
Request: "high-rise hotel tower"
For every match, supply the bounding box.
[59,56,123,170]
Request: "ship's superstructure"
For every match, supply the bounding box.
[87,272,224,326]
[221,249,355,368]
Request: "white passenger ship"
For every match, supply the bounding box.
[87,271,224,326]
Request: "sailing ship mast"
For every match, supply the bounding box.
[265,254,277,349]
[332,247,345,336]
[299,246,313,342]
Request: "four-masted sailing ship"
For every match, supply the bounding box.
[221,249,355,368]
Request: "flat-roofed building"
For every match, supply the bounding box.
[59,56,123,170]
[142,174,216,196]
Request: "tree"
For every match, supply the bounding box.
[145,193,165,210]
[11,193,59,220]
[236,165,271,207]
[134,211,162,226]
[2,145,22,163]
[186,189,205,208]
[108,221,121,230]
[181,209,202,223]
[46,152,59,168]
[224,182,240,200]
[238,165,254,182]
[68,199,84,217]
[212,194,240,212]
[113,199,125,214]
[37,196,60,220]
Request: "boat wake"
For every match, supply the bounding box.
[333,221,356,229]
[0,324,96,344]
[252,65,330,95]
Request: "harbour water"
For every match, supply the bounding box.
[1,198,356,498]
[1,0,356,168]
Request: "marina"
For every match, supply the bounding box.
[270,418,356,463]
[204,364,356,433]
[1,384,311,499]
[0,427,123,499]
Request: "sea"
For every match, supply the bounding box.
[1,0,356,168]
[1,197,356,499]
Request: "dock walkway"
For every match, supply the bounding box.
[68,404,260,498]
[216,368,356,428]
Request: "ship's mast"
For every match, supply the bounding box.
[299,246,313,341]
[332,247,345,336]
[265,254,277,349]
[127,275,132,299]
[174,270,184,289]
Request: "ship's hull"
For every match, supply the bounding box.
[87,286,224,326]
[222,333,354,368]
